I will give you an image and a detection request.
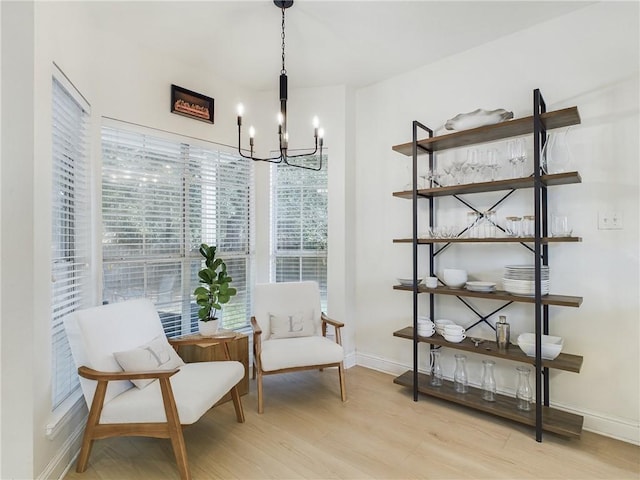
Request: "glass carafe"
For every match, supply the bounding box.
[430,349,443,387]
[542,129,572,174]
[454,354,468,393]
[516,366,533,411]
[481,360,497,402]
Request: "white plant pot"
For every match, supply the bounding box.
[198,318,220,336]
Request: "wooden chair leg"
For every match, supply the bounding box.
[338,362,347,402]
[230,385,245,423]
[257,369,264,414]
[77,380,108,472]
[159,378,191,480]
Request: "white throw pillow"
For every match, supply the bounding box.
[269,310,315,339]
[114,335,185,389]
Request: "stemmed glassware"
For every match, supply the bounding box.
[485,148,500,181]
[507,138,526,178]
[451,155,467,184]
[466,148,481,183]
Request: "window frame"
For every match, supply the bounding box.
[100,121,254,336]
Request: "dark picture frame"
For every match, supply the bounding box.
[171,84,214,124]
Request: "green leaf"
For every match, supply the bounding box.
[194,286,209,296]
[227,287,237,296]
[198,269,214,283]
[198,306,210,320]
[212,303,222,310]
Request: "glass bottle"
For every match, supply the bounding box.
[454,354,468,394]
[430,349,443,387]
[516,366,533,411]
[481,360,497,402]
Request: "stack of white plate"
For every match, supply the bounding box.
[503,265,550,296]
[465,281,496,293]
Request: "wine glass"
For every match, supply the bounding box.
[466,148,481,183]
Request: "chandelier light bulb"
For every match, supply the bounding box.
[313,116,319,128]
[318,128,325,139]
[278,112,284,125]
[249,126,255,138]
[237,104,244,117]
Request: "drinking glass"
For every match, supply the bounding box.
[485,148,500,181]
[466,148,480,183]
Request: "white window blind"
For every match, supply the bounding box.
[271,155,328,310]
[101,126,253,335]
[51,74,90,408]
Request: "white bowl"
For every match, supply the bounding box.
[443,334,466,343]
[417,328,435,338]
[443,269,468,288]
[517,333,563,360]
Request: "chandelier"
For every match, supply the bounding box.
[236,0,324,171]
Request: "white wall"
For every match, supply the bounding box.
[354,2,639,444]
[1,1,354,478]
[2,1,637,478]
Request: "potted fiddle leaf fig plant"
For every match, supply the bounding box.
[194,243,237,335]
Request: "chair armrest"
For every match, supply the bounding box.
[321,312,344,346]
[250,316,262,336]
[321,312,344,329]
[250,316,262,359]
[78,365,178,382]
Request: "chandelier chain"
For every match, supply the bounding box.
[281,6,286,74]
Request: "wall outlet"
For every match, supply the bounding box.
[598,212,623,230]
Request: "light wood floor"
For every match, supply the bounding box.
[64,366,639,480]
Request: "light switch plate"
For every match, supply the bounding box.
[598,212,623,230]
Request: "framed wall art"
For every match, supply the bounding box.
[171,84,214,124]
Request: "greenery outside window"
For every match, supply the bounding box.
[271,155,328,310]
[101,125,253,336]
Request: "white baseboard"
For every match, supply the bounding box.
[38,419,84,480]
[355,351,640,446]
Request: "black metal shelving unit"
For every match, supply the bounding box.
[392,89,584,441]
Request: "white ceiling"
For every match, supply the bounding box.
[85,1,593,91]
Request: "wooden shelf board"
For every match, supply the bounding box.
[392,107,581,156]
[393,370,583,437]
[393,236,582,244]
[392,172,582,199]
[393,326,583,373]
[393,284,583,307]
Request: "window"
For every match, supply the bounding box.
[101,126,253,336]
[271,155,328,310]
[51,72,90,408]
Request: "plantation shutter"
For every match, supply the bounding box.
[51,74,91,408]
[271,155,328,310]
[101,125,253,335]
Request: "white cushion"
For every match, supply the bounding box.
[64,298,171,405]
[114,335,185,389]
[269,309,315,339]
[100,361,245,425]
[254,282,322,340]
[260,336,344,372]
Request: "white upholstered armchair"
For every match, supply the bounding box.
[250,281,346,413]
[64,298,245,480]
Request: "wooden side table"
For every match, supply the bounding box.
[171,332,249,404]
